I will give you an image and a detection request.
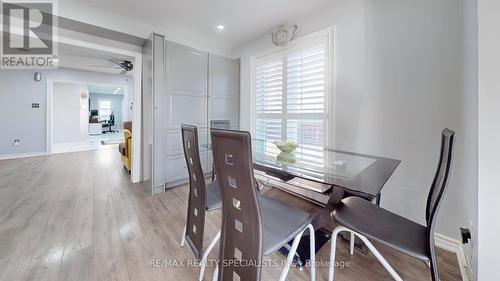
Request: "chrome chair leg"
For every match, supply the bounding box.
[278,224,316,281]
[308,224,316,281]
[180,226,186,247]
[329,226,403,281]
[357,232,403,281]
[199,230,221,281]
[349,232,355,255]
[212,264,219,281]
[328,226,341,281]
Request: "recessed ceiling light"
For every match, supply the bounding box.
[217,25,225,31]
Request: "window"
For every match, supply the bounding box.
[99,100,112,116]
[253,34,329,158]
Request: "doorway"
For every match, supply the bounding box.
[46,40,142,182]
[50,81,131,153]
[88,84,128,146]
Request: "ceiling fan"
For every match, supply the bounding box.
[89,59,134,75]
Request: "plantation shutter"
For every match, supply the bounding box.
[255,59,283,142]
[286,45,325,114]
[254,39,328,157]
[286,44,326,158]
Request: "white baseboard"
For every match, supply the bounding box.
[435,233,470,281]
[0,151,47,160]
[52,142,96,154]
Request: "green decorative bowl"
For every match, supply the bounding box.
[273,141,299,153]
[277,152,297,163]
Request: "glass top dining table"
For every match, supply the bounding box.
[251,139,401,200]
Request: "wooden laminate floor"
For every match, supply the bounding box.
[0,149,462,281]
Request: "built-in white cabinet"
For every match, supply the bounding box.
[144,39,240,190]
[159,42,240,188]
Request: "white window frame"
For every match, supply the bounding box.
[249,26,334,149]
[98,99,113,117]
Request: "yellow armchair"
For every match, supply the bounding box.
[119,122,132,172]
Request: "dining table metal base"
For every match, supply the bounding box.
[278,227,332,269]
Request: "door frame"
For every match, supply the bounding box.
[46,36,143,183]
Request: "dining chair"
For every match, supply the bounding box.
[210,128,316,281]
[210,120,231,181]
[210,120,231,130]
[180,124,223,281]
[328,128,455,281]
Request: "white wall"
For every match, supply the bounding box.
[0,68,134,156]
[53,82,89,144]
[0,71,47,155]
[478,0,500,280]
[237,0,476,255]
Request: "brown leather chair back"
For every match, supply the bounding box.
[210,120,231,180]
[181,124,208,260]
[211,129,263,281]
[210,120,231,130]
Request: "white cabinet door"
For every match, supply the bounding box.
[210,55,240,98]
[165,43,208,130]
[208,54,240,128]
[165,153,209,184]
[164,42,209,185]
[165,128,208,157]
[206,55,240,172]
[209,96,239,126]
[165,154,189,183]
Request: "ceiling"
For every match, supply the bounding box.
[58,43,135,76]
[87,85,125,95]
[74,0,333,52]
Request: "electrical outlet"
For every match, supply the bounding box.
[461,228,471,244]
[468,219,475,248]
[13,139,21,147]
